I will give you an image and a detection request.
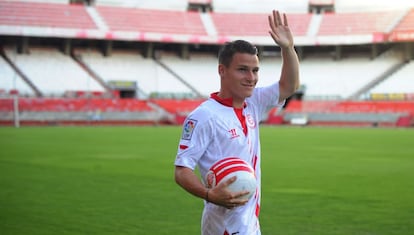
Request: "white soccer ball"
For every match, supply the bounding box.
[205,157,257,200]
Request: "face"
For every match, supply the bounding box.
[219,52,259,106]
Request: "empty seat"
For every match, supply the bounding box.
[318,11,404,35]
[4,47,105,96]
[211,12,311,37]
[0,1,97,29]
[96,6,207,35]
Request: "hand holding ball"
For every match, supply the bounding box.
[205,157,257,200]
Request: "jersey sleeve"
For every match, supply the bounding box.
[174,107,214,170]
[250,82,285,115]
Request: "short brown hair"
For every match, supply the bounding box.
[218,40,258,67]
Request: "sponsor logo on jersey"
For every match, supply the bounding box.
[228,128,240,139]
[182,119,197,140]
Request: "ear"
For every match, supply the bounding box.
[218,64,225,77]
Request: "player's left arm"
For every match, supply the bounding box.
[268,10,300,103]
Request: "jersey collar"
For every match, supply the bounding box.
[210,92,247,108]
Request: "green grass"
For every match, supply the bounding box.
[0,126,414,235]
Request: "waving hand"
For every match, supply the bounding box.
[268,10,294,49]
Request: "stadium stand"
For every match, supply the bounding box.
[95,0,188,11]
[8,0,69,3]
[393,9,414,32]
[334,0,414,12]
[150,98,205,124]
[0,0,413,127]
[283,100,414,115]
[96,6,207,35]
[210,12,312,37]
[368,61,414,95]
[317,11,404,36]
[0,1,97,29]
[298,53,404,99]
[275,100,414,127]
[4,47,105,96]
[159,53,219,97]
[0,97,166,125]
[76,49,194,98]
[0,97,152,112]
[0,55,34,96]
[151,98,204,114]
[389,8,414,41]
[211,0,309,13]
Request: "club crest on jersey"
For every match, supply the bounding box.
[246,114,256,128]
[182,119,197,140]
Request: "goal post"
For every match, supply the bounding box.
[1,90,20,128]
[13,93,20,128]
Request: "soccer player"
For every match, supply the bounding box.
[174,10,300,235]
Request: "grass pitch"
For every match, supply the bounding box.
[0,126,413,235]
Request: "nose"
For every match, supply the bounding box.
[246,70,257,82]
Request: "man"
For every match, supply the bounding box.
[174,10,300,235]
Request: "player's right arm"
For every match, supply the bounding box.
[175,166,248,209]
[175,166,209,200]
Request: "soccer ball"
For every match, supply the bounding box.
[205,157,257,200]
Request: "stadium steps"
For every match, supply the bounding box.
[385,8,411,33]
[393,8,414,32]
[200,12,217,36]
[347,60,408,100]
[0,48,42,97]
[71,53,112,94]
[85,5,109,31]
[307,14,322,37]
[154,59,204,98]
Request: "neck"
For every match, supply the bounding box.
[216,92,245,108]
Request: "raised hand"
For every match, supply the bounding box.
[268,10,294,49]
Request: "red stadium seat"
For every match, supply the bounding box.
[318,11,404,35]
[389,9,414,41]
[96,6,207,35]
[151,99,205,114]
[3,98,153,112]
[284,100,414,115]
[211,12,312,37]
[0,1,97,29]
